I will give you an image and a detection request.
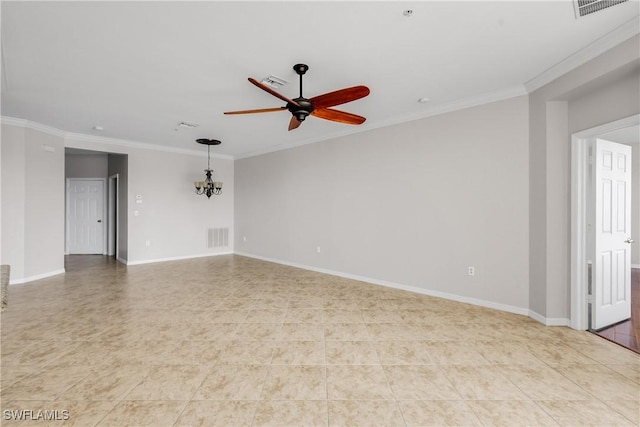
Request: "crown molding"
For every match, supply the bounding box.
[1,116,232,160]
[1,116,67,138]
[524,15,640,93]
[65,132,233,160]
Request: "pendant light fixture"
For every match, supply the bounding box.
[194,139,223,198]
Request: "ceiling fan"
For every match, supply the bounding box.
[224,64,370,131]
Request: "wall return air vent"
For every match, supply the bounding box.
[573,0,628,18]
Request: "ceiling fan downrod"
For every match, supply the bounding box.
[289,63,312,122]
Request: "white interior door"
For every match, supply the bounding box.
[67,179,105,254]
[591,139,632,330]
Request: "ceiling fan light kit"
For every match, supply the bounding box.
[224,64,370,131]
[194,139,223,199]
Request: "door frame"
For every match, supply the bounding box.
[107,174,119,257]
[65,177,108,255]
[571,114,639,330]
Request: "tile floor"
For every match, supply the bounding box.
[1,255,639,426]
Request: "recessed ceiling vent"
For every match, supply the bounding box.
[261,75,288,89]
[573,0,628,18]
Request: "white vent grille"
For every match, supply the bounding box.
[573,0,628,18]
[208,227,229,248]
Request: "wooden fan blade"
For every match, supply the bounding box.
[249,78,300,107]
[311,108,366,125]
[310,85,370,109]
[224,107,287,115]
[288,116,302,131]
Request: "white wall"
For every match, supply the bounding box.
[236,95,530,312]
[65,152,108,178]
[1,124,65,283]
[529,35,639,322]
[1,124,27,278]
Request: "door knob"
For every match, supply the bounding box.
[625,238,634,244]
[97,219,102,223]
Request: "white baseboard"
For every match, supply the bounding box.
[234,252,530,317]
[528,310,570,327]
[116,257,128,265]
[125,251,233,266]
[9,269,65,285]
[632,264,640,269]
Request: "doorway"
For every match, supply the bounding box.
[571,114,640,333]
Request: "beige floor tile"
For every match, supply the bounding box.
[384,365,461,400]
[606,363,640,384]
[475,341,547,366]
[325,341,380,365]
[373,341,435,365]
[184,323,240,340]
[328,400,404,427]
[61,365,151,401]
[270,341,325,365]
[322,309,364,323]
[567,341,640,365]
[253,400,328,426]
[441,365,528,400]
[234,324,281,341]
[0,366,38,389]
[498,365,593,400]
[244,309,287,323]
[174,400,257,427]
[360,309,405,323]
[603,399,640,425]
[261,366,326,400]
[208,309,251,323]
[123,365,210,400]
[398,400,482,426]
[553,364,640,401]
[193,364,269,400]
[529,343,599,366]
[278,323,325,340]
[96,400,187,427]
[161,340,227,365]
[537,400,636,426]
[284,309,323,323]
[366,324,426,341]
[426,342,492,366]
[2,365,93,401]
[218,341,275,364]
[466,400,559,426]
[327,366,393,399]
[323,323,371,341]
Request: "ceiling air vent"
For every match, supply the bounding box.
[261,75,288,89]
[573,0,628,18]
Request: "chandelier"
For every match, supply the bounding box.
[194,139,223,198]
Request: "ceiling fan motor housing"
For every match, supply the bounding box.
[288,98,313,121]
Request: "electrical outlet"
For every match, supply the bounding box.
[243,236,247,242]
[468,266,475,276]
[145,240,151,247]
[316,246,321,253]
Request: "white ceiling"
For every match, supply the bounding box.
[2,1,639,159]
